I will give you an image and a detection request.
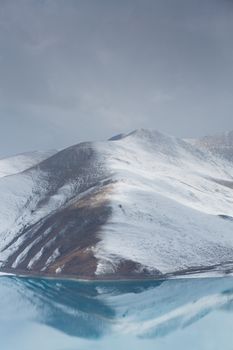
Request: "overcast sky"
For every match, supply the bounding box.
[0,0,233,156]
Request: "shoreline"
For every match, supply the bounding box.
[1,264,233,283]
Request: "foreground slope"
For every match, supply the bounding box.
[1,129,233,279]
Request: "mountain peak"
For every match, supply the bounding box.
[109,129,174,145]
[109,129,170,142]
[127,128,165,138]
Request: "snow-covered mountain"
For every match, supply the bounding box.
[1,129,233,279]
[0,150,57,178]
[186,130,233,162]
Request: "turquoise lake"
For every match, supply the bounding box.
[1,276,233,349]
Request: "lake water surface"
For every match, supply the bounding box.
[1,275,233,350]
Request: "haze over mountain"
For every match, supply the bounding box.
[1,129,233,279]
[188,131,233,162]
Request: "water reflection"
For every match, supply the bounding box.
[1,276,233,341]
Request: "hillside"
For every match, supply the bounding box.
[1,130,233,279]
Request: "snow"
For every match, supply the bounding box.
[27,248,45,270]
[12,236,43,268]
[0,170,49,264]
[2,129,233,276]
[40,248,60,271]
[94,129,233,275]
[27,237,57,270]
[0,172,75,267]
[55,266,63,274]
[0,272,14,276]
[0,150,59,265]
[27,245,60,270]
[185,130,233,162]
[0,150,56,178]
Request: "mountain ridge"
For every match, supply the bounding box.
[1,129,233,279]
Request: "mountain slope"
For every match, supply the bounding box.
[1,129,233,279]
[0,150,57,178]
[186,130,233,162]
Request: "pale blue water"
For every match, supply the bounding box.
[1,276,233,350]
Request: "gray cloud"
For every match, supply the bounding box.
[0,0,233,156]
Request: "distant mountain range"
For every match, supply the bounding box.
[1,129,233,279]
